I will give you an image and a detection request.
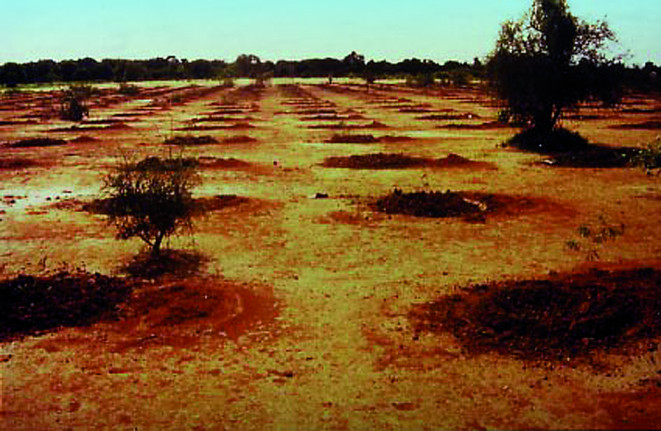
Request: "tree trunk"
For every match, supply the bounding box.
[152,234,164,258]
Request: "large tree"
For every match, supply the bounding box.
[488,0,620,145]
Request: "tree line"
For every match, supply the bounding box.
[0,52,487,86]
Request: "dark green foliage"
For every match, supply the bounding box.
[630,137,661,175]
[103,155,200,257]
[0,271,131,341]
[59,84,95,121]
[488,0,621,140]
[118,82,140,95]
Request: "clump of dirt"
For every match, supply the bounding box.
[0,158,39,170]
[540,146,639,168]
[6,138,67,148]
[325,134,379,144]
[164,135,218,146]
[0,271,132,341]
[197,156,251,169]
[69,135,99,143]
[322,153,431,169]
[322,152,491,170]
[222,135,258,144]
[417,113,479,120]
[373,189,483,218]
[410,268,661,363]
[438,121,510,130]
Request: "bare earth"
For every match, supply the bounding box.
[1,81,660,430]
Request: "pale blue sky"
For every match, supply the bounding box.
[2,0,659,65]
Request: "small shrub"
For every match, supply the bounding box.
[59,84,95,122]
[565,216,625,261]
[118,82,140,96]
[103,154,200,257]
[629,136,661,175]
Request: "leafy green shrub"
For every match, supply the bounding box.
[59,84,96,121]
[118,82,140,95]
[629,136,661,175]
[103,154,200,257]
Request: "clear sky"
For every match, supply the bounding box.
[2,0,659,65]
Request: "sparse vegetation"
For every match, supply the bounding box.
[59,84,95,121]
[629,136,661,175]
[565,216,625,261]
[118,82,140,95]
[102,154,200,257]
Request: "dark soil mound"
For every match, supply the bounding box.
[197,156,251,169]
[222,135,258,144]
[325,134,379,144]
[0,271,132,341]
[164,135,218,146]
[7,138,67,148]
[0,158,39,170]
[411,268,661,363]
[508,128,589,153]
[69,135,99,143]
[542,146,639,168]
[373,189,483,218]
[84,195,247,216]
[322,153,431,169]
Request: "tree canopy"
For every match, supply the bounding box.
[487,0,623,137]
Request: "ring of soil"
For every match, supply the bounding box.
[321,153,493,170]
[371,189,539,220]
[410,268,661,363]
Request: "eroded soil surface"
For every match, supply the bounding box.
[1,81,660,430]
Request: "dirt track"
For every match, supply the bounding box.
[1,81,660,429]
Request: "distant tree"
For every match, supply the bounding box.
[234,54,262,78]
[103,155,200,257]
[1,63,26,87]
[487,0,620,147]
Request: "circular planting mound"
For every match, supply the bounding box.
[0,271,132,341]
[0,158,39,170]
[410,268,661,362]
[322,153,431,169]
[6,138,67,148]
[164,135,218,146]
[325,134,379,144]
[372,189,484,218]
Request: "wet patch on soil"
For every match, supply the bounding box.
[0,271,132,342]
[410,268,661,363]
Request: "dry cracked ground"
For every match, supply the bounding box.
[1,80,660,430]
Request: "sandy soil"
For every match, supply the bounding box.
[1,81,660,430]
